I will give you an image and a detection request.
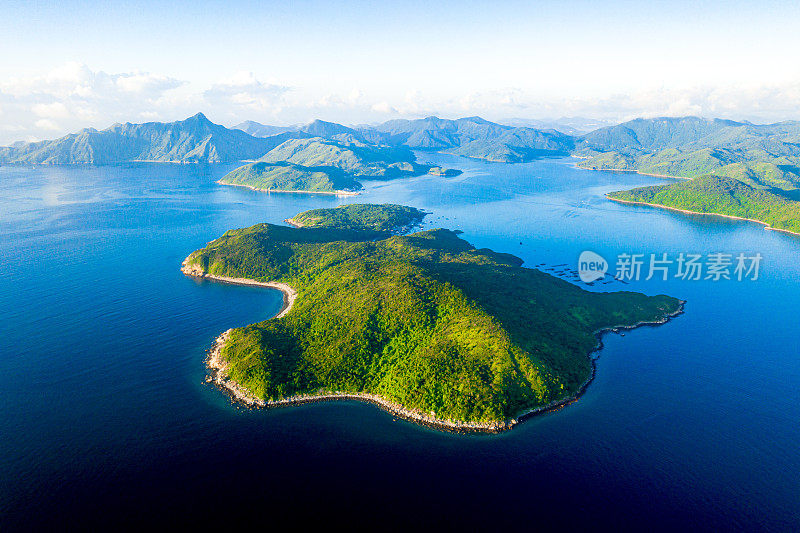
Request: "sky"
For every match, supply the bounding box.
[2,0,800,144]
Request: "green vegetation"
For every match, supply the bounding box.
[258,137,431,178]
[219,137,460,194]
[185,205,682,424]
[373,116,575,163]
[289,204,426,234]
[219,162,360,193]
[577,117,800,190]
[609,174,800,234]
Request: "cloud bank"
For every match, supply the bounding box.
[3,62,800,144]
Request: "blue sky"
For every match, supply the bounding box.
[2,0,800,143]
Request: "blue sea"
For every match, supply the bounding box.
[1,156,798,530]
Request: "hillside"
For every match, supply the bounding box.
[577,117,800,190]
[608,174,800,234]
[257,137,428,178]
[0,113,288,164]
[287,203,426,234]
[234,116,575,163]
[371,116,575,162]
[182,205,682,428]
[218,161,361,194]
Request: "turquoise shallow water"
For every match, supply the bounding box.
[1,157,798,529]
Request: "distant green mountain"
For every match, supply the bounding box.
[0,113,288,164]
[233,120,297,138]
[257,137,439,178]
[219,136,460,194]
[608,174,800,234]
[577,117,800,190]
[234,116,576,163]
[236,119,384,145]
[372,116,575,162]
[218,161,361,194]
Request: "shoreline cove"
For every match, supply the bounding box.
[607,195,800,237]
[185,255,685,434]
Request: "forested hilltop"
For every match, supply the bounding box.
[286,204,426,235]
[608,175,800,234]
[218,137,457,194]
[183,204,682,427]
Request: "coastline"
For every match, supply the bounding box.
[607,195,800,237]
[196,257,686,433]
[181,260,297,318]
[217,179,360,197]
[284,217,303,228]
[574,162,691,181]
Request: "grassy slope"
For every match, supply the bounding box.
[219,161,361,193]
[576,117,800,190]
[185,210,682,423]
[290,204,426,233]
[609,174,800,234]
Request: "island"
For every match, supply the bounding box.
[219,161,361,195]
[182,203,683,432]
[285,203,426,235]
[218,137,461,195]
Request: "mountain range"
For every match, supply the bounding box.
[5,113,800,194]
[0,113,295,164]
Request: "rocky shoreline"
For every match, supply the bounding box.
[200,278,686,433]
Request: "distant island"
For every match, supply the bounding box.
[219,137,459,195]
[182,203,683,432]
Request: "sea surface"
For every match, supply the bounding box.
[1,156,798,529]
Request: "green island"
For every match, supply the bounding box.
[182,204,683,432]
[608,175,800,235]
[287,204,426,235]
[218,137,461,195]
[220,161,361,195]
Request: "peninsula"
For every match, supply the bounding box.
[183,204,683,432]
[608,174,800,235]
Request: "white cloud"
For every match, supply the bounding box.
[34,119,60,130]
[32,102,70,119]
[204,72,289,112]
[0,62,188,144]
[371,101,397,114]
[6,61,800,146]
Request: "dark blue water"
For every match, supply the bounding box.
[1,157,798,530]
